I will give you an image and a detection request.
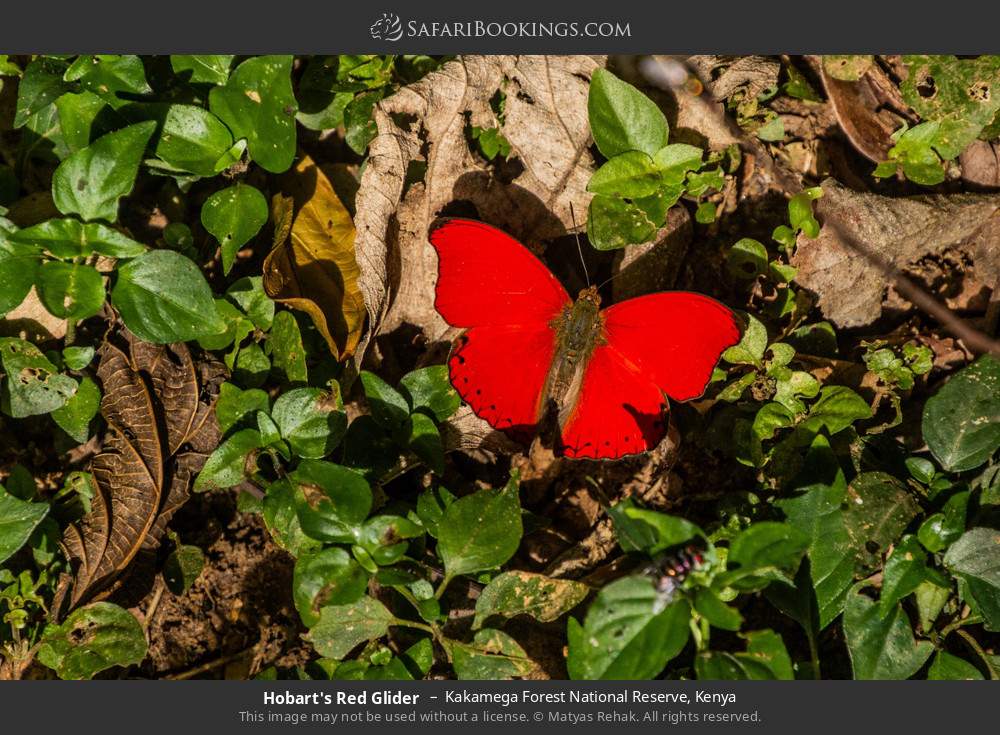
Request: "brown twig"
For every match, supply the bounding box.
[163,648,254,681]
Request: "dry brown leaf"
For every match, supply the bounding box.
[353,54,603,348]
[961,140,1000,188]
[263,154,365,360]
[62,331,223,608]
[822,70,899,163]
[792,179,1000,327]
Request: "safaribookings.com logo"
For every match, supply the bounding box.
[369,13,631,41]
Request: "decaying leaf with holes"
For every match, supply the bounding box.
[263,154,365,361]
[791,179,1000,328]
[61,329,224,609]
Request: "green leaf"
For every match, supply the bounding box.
[37,602,147,680]
[154,104,234,177]
[727,238,769,279]
[944,528,1000,630]
[451,629,536,680]
[344,90,385,155]
[407,412,444,475]
[194,429,263,492]
[879,536,930,618]
[62,345,95,371]
[170,55,234,85]
[52,121,156,223]
[0,239,42,316]
[588,151,662,198]
[843,472,920,573]
[799,386,872,435]
[11,217,146,259]
[112,249,225,343]
[64,55,150,99]
[266,310,308,384]
[215,382,269,434]
[307,596,394,660]
[271,387,347,459]
[922,356,1000,472]
[226,276,274,331]
[918,490,969,553]
[775,435,853,629]
[567,577,690,680]
[843,585,933,679]
[693,588,743,631]
[360,370,411,435]
[262,479,320,557]
[163,544,205,595]
[54,91,109,153]
[0,489,49,564]
[399,365,460,422]
[13,57,70,128]
[201,183,268,274]
[51,376,100,442]
[293,547,368,627]
[723,313,766,367]
[473,571,589,629]
[620,507,702,555]
[588,69,668,158]
[927,651,984,680]
[36,261,105,320]
[0,338,78,418]
[209,55,297,173]
[438,474,522,578]
[587,193,657,250]
[357,515,423,565]
[695,630,794,680]
[292,460,372,544]
[723,521,808,591]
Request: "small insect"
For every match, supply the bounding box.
[645,546,704,614]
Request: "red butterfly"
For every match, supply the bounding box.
[429,219,741,460]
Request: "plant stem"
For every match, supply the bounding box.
[64,319,76,346]
[955,629,999,680]
[434,573,453,600]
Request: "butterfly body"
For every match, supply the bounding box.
[430,218,740,460]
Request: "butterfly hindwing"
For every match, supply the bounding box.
[430,218,570,437]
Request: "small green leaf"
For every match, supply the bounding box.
[588,69,668,158]
[36,261,105,320]
[163,544,205,595]
[399,366,460,422]
[451,629,536,680]
[360,370,411,434]
[292,460,372,544]
[226,276,274,331]
[473,571,589,630]
[567,577,690,680]
[170,55,234,85]
[587,194,658,250]
[0,338,77,418]
[11,218,146,259]
[262,479,320,557]
[14,57,70,128]
[438,474,522,578]
[155,104,234,177]
[64,55,150,99]
[51,376,100,442]
[112,249,226,343]
[727,238,769,280]
[307,596,394,660]
[215,382,269,434]
[0,489,49,564]
[879,536,930,618]
[944,528,1000,631]
[843,585,934,679]
[0,239,42,316]
[52,121,156,223]
[928,651,984,680]
[722,313,766,367]
[694,588,743,631]
[407,412,445,475]
[201,184,268,274]
[266,311,308,384]
[922,356,1000,472]
[271,386,347,459]
[843,472,920,573]
[62,345,95,371]
[209,55,297,173]
[194,428,262,492]
[588,151,662,198]
[293,547,368,627]
[37,602,147,680]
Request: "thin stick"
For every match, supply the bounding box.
[164,648,253,681]
[569,202,591,287]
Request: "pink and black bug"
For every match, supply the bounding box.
[644,546,704,614]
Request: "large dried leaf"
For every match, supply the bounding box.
[791,179,1000,327]
[263,154,364,360]
[62,330,224,608]
[354,55,603,346]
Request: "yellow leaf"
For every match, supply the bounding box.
[263,155,365,360]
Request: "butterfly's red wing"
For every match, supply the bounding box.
[561,292,740,459]
[429,219,570,437]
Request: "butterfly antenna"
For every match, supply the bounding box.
[569,202,591,287]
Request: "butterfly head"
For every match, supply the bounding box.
[576,285,602,308]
